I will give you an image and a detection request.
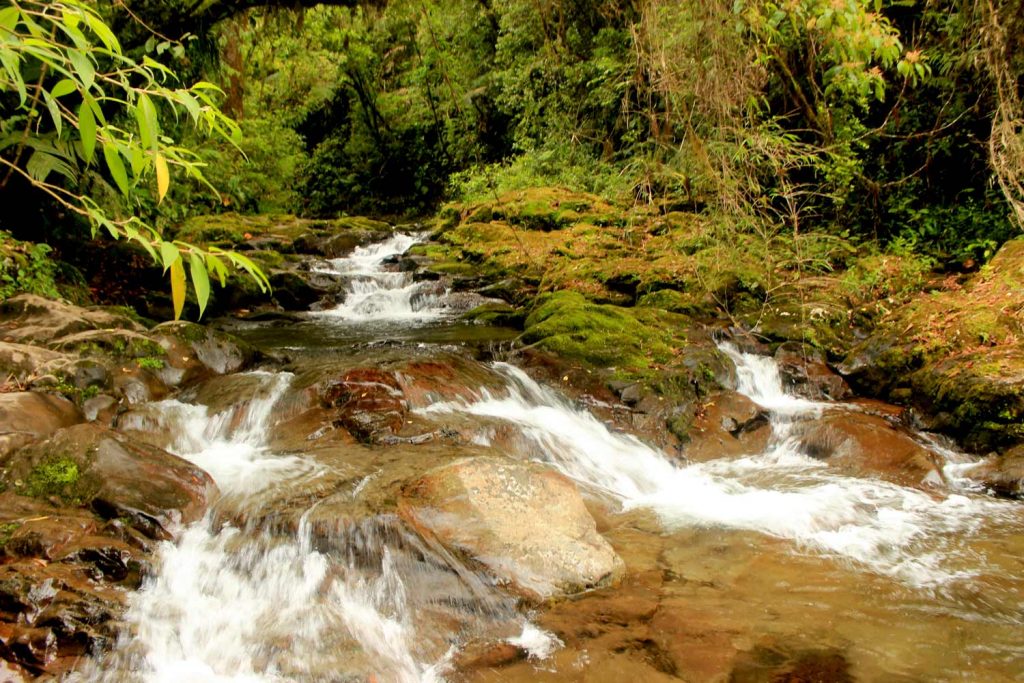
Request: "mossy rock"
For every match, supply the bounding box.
[2,424,216,538]
[462,303,526,328]
[522,291,688,371]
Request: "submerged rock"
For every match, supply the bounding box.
[399,457,624,601]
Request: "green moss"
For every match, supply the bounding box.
[522,291,685,370]
[0,522,19,547]
[463,303,525,328]
[137,356,165,370]
[22,456,82,502]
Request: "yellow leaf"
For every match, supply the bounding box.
[170,258,186,320]
[155,152,169,204]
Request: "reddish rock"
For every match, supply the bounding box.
[681,391,771,463]
[322,368,408,443]
[774,342,852,400]
[795,411,944,486]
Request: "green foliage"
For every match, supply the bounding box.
[0,0,268,318]
[0,231,60,300]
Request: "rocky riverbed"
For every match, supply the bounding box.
[0,210,1022,681]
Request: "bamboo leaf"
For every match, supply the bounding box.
[51,78,76,98]
[136,93,159,150]
[103,142,130,196]
[170,259,186,320]
[78,100,95,163]
[189,251,210,317]
[42,91,61,138]
[154,152,169,203]
[159,241,180,273]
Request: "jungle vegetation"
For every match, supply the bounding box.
[1,0,1022,313]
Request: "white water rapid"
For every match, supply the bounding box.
[422,351,1022,590]
[80,372,452,683]
[313,232,449,322]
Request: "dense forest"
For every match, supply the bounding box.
[2,0,1024,297]
[2,1,1024,681]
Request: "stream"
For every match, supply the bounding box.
[77,233,1024,682]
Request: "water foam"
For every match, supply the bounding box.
[313,232,449,322]
[82,372,446,682]
[422,361,1016,588]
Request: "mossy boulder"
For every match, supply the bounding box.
[1,424,217,539]
[522,291,688,371]
[840,238,1024,449]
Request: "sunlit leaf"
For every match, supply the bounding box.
[155,152,169,203]
[170,258,186,320]
[189,251,210,317]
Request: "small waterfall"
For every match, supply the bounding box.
[422,360,1020,589]
[313,233,448,322]
[82,372,456,683]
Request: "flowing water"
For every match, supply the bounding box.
[81,233,1024,682]
[312,232,448,323]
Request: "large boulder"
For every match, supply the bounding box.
[795,411,944,486]
[399,457,624,601]
[1,424,217,539]
[0,295,143,346]
[0,393,81,458]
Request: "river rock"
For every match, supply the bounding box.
[321,368,409,443]
[152,320,258,382]
[399,457,624,601]
[0,343,69,385]
[2,424,217,539]
[0,393,81,458]
[0,295,143,346]
[679,391,770,462]
[774,342,851,400]
[963,443,1024,497]
[795,411,944,486]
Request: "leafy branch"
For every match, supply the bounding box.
[0,0,270,318]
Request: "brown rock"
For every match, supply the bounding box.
[774,342,852,400]
[681,391,771,463]
[3,424,217,539]
[795,411,944,486]
[0,393,82,458]
[0,295,143,346]
[322,368,408,443]
[963,444,1024,498]
[399,457,624,601]
[0,342,68,385]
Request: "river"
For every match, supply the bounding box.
[75,232,1024,682]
